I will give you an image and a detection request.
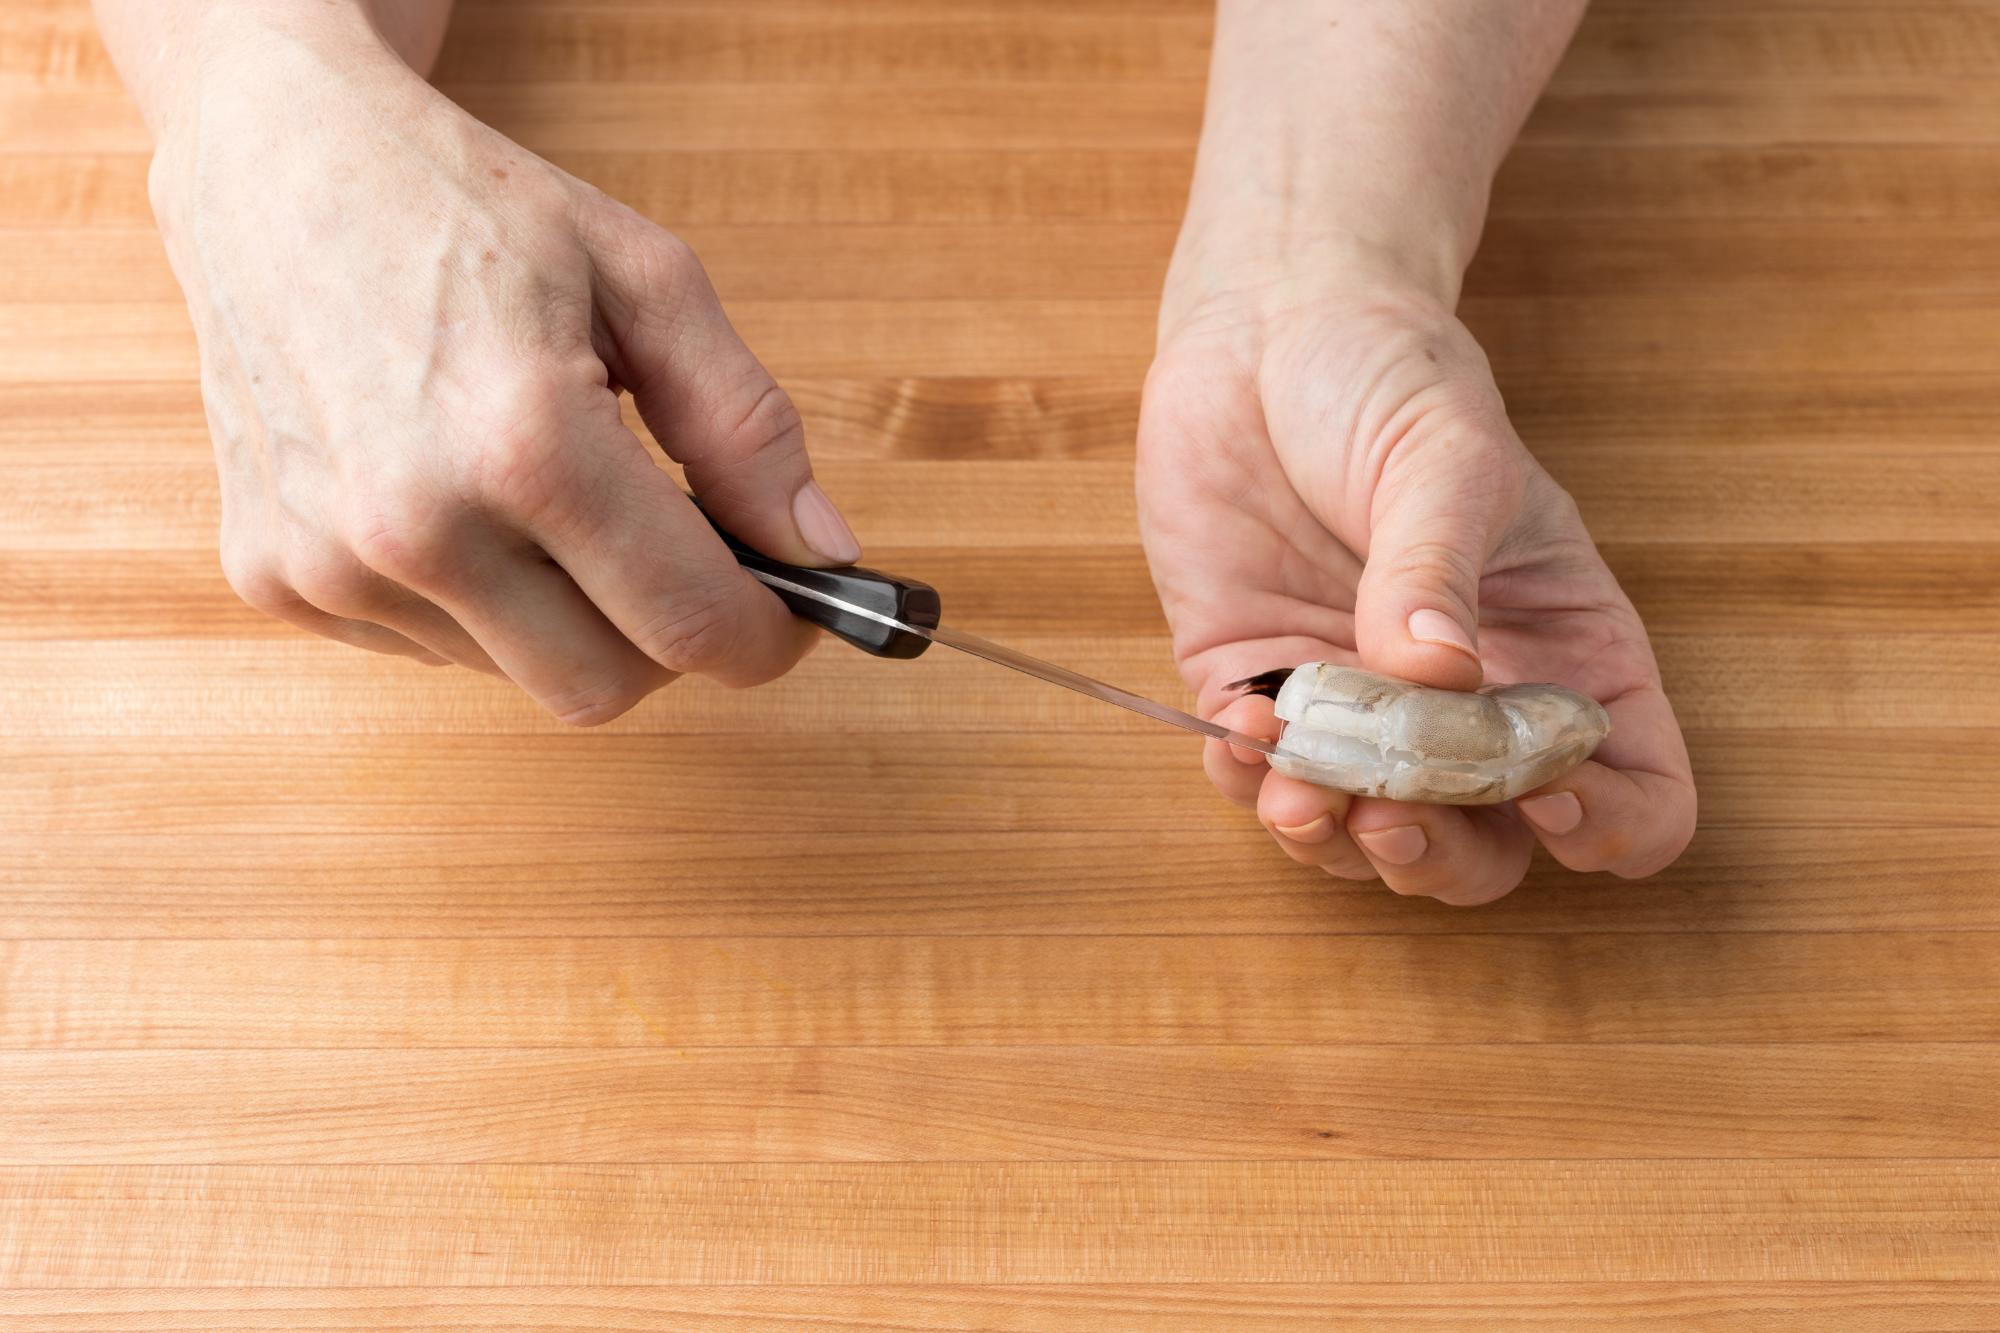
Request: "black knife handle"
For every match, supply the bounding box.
[696,500,940,659]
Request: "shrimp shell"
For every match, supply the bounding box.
[1251,662,1610,805]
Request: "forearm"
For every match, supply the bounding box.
[1171,0,1586,318]
[93,0,452,141]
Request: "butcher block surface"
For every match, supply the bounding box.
[4,0,2000,1327]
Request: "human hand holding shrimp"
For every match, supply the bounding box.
[1140,278,1694,903]
[1137,0,1695,903]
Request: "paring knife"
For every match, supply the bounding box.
[703,510,1279,757]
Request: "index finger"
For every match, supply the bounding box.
[489,407,817,689]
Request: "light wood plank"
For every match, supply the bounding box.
[432,11,1216,84]
[6,826,2000,939]
[5,1044,1997,1164]
[4,733,1245,835]
[5,1283,2000,1332]
[2,730,1993,834]
[1491,144,2000,219]
[5,1161,1998,1285]
[5,933,1999,1049]
[1553,7,2000,82]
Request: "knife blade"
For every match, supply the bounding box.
[745,565,1278,755]
[697,502,1276,756]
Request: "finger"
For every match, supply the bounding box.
[468,387,818,689]
[584,210,860,567]
[281,546,503,676]
[549,457,818,690]
[1516,679,1696,879]
[350,506,679,724]
[1517,762,1696,880]
[1213,690,1279,767]
[485,557,681,726]
[1257,772,1373,879]
[1201,693,1275,808]
[363,591,505,677]
[221,558,445,666]
[442,549,678,726]
[1346,797,1536,906]
[1352,435,1523,690]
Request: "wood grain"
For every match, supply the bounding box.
[5,1285,2000,1332]
[7,826,2000,939]
[5,0,1998,1326]
[5,933,1999,1048]
[6,1044,1999,1163]
[4,730,1997,833]
[4,1162,1998,1286]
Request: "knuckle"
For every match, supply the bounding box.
[648,231,704,287]
[716,380,805,467]
[1541,477,1585,530]
[285,546,377,614]
[1388,538,1483,594]
[479,412,574,521]
[462,363,607,522]
[218,545,290,615]
[631,579,743,673]
[344,487,462,587]
[631,232,708,317]
[598,226,711,352]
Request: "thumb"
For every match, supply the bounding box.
[1353,442,1522,691]
[585,215,861,568]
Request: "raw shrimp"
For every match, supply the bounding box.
[1231,663,1609,805]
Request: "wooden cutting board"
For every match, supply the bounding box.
[3,0,1999,1326]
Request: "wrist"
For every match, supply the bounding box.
[124,0,400,146]
[1164,0,1580,346]
[1156,223,1458,355]
[1163,119,1484,346]
[140,2,417,219]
